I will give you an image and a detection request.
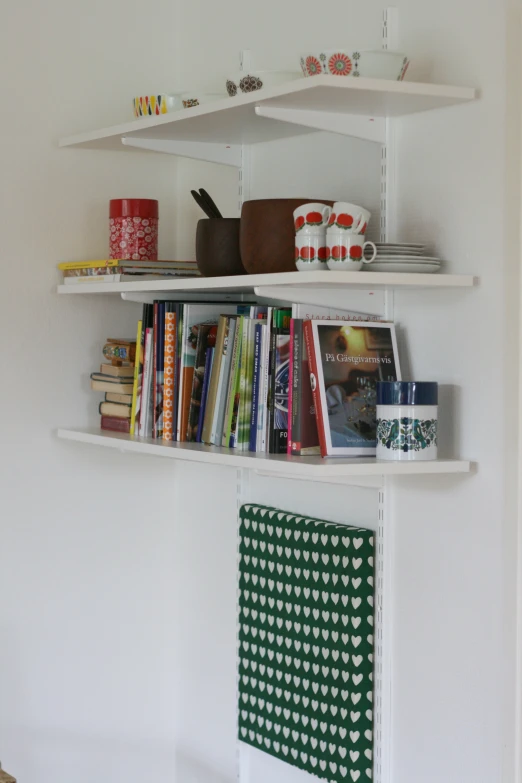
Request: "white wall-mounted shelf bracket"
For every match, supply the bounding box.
[253,285,386,316]
[121,137,242,167]
[120,291,258,305]
[254,469,384,489]
[254,105,386,144]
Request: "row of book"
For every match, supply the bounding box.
[59,258,200,284]
[91,301,401,457]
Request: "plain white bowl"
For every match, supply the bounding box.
[299,50,410,80]
[226,70,302,97]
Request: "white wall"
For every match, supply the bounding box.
[391,2,519,780]
[173,2,520,783]
[0,2,519,783]
[0,2,190,781]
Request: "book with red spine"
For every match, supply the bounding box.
[152,302,159,438]
[287,317,296,454]
[101,415,131,434]
[303,320,328,457]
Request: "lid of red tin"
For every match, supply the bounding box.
[110,199,159,219]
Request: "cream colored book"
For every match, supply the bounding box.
[99,402,132,418]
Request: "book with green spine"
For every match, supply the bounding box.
[210,317,237,445]
[268,308,292,453]
[201,316,228,444]
[223,316,244,447]
[237,319,256,451]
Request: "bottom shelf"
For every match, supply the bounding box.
[57,428,473,487]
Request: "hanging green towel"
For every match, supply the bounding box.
[238,504,375,782]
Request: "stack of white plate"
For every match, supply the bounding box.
[366,243,441,274]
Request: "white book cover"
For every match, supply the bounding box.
[139,328,153,438]
[256,323,269,452]
[264,307,273,451]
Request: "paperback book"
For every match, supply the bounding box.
[289,305,378,456]
[187,324,218,442]
[130,319,143,435]
[152,302,165,438]
[161,305,175,440]
[304,320,401,457]
[197,347,215,443]
[269,308,291,454]
[222,316,244,448]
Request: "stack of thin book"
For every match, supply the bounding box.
[59,259,200,284]
[90,339,137,433]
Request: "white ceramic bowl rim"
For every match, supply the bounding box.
[229,69,301,75]
[134,92,187,97]
[300,49,407,56]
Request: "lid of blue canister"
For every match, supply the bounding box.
[377,381,438,406]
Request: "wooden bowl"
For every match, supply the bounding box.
[196,218,247,277]
[240,198,334,274]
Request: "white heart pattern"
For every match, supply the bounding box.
[239,505,374,783]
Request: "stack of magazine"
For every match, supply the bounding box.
[59,259,200,284]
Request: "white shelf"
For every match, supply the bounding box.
[57,428,472,488]
[57,270,476,301]
[58,76,476,161]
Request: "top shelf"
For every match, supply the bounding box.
[59,76,477,157]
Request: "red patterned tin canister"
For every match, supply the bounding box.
[109,198,159,260]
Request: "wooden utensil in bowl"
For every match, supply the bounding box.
[240,198,334,274]
[196,218,247,277]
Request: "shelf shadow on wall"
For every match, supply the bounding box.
[176,751,233,783]
[438,384,461,459]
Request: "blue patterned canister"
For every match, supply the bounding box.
[376,382,438,461]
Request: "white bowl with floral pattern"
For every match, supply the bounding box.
[226,71,302,97]
[299,50,410,81]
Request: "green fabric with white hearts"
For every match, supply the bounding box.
[238,504,375,783]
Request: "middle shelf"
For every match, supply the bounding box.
[59,275,476,476]
[57,428,473,488]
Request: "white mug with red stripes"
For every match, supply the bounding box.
[327,202,371,235]
[326,233,377,271]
